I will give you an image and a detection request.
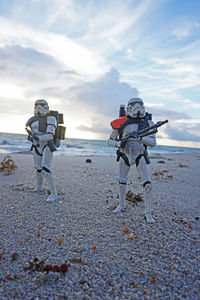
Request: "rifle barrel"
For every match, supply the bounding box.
[120,119,168,141]
[137,119,168,135]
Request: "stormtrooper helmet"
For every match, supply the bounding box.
[34,99,49,117]
[126,97,145,118]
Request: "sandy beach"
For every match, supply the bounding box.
[0,152,199,299]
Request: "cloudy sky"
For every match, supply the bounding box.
[0,0,200,148]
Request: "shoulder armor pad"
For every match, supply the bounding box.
[26,116,38,127]
[47,115,57,127]
[110,116,128,129]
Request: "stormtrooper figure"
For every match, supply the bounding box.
[26,99,58,202]
[108,98,156,224]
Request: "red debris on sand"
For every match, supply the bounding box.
[52,265,60,272]
[60,264,68,273]
[44,264,53,272]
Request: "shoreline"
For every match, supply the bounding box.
[1,148,200,157]
[0,152,199,299]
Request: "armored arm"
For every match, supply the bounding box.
[138,119,168,147]
[139,120,157,147]
[107,129,121,148]
[139,134,156,147]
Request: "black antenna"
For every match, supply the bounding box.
[119,104,125,117]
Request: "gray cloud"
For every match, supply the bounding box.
[0,44,82,116]
[0,45,61,89]
[69,68,139,117]
[0,97,32,115]
[145,106,191,121]
[0,44,82,88]
[165,125,200,142]
[0,44,57,69]
[144,107,200,143]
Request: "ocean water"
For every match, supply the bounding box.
[0,132,200,156]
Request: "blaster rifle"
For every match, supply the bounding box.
[25,127,40,147]
[120,119,168,144]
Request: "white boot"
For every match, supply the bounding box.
[114,183,127,213]
[44,173,57,202]
[144,184,155,224]
[34,171,44,192]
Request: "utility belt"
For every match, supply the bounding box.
[116,147,150,167]
[31,141,57,155]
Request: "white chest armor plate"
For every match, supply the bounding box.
[120,123,144,165]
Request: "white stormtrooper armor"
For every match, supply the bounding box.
[26,99,58,202]
[108,98,156,224]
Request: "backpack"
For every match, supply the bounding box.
[48,111,66,148]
